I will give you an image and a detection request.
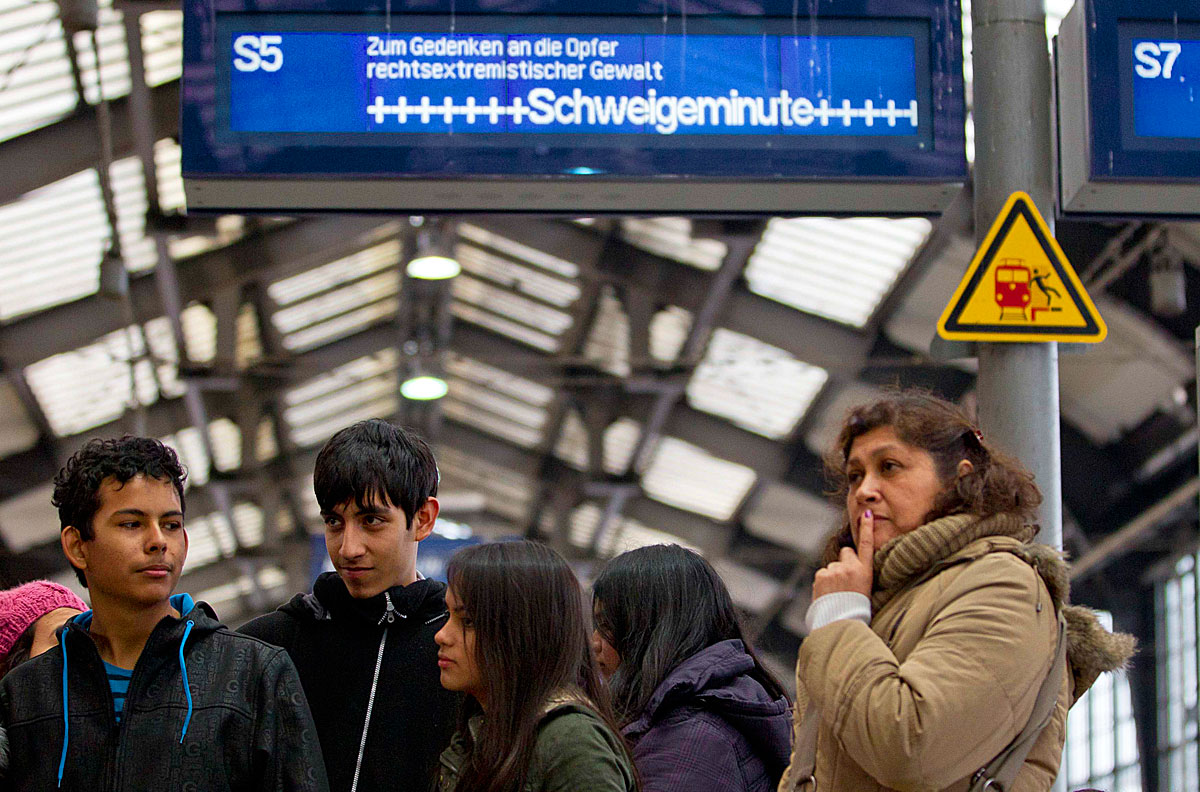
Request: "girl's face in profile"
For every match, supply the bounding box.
[590,605,621,680]
[435,586,485,706]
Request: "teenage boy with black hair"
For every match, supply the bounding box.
[0,436,328,791]
[240,419,460,792]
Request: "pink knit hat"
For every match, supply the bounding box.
[0,580,88,659]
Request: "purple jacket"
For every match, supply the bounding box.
[622,639,792,792]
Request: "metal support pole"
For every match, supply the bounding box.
[971,0,1062,550]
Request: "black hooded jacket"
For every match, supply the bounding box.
[0,594,328,792]
[240,573,461,792]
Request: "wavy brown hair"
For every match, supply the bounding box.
[821,389,1042,561]
[444,540,635,792]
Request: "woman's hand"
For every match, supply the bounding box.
[813,510,875,599]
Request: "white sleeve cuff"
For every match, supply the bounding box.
[805,592,872,632]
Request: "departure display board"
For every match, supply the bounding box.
[225,26,924,140]
[1125,24,1200,140]
[182,1,969,214]
[1057,0,1200,217]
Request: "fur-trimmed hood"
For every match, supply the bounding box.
[1008,541,1137,703]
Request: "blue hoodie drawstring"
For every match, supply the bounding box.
[178,620,195,743]
[57,640,69,787]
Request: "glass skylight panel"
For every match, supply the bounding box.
[687,328,829,439]
[603,417,641,474]
[566,502,695,557]
[450,302,558,352]
[454,242,581,308]
[290,395,398,448]
[553,412,642,474]
[641,437,757,521]
[566,502,602,549]
[23,320,180,436]
[268,240,401,306]
[620,218,727,271]
[601,518,696,558]
[649,306,691,363]
[447,380,547,431]
[0,170,106,320]
[161,425,211,487]
[154,138,186,212]
[285,350,397,406]
[192,566,287,615]
[282,299,399,352]
[711,559,782,613]
[272,271,399,335]
[445,353,553,406]
[285,375,397,431]
[182,509,238,569]
[442,397,544,448]
[139,11,182,87]
[436,444,532,522]
[209,417,242,471]
[452,274,573,336]
[0,153,158,322]
[0,0,73,142]
[179,302,217,363]
[747,217,932,327]
[457,223,579,278]
[76,4,132,105]
[581,287,630,376]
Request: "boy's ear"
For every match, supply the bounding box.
[61,526,88,577]
[411,497,439,542]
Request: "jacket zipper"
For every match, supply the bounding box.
[350,592,404,792]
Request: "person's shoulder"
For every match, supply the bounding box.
[238,608,302,643]
[537,705,619,749]
[204,623,292,667]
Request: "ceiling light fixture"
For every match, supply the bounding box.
[401,375,449,400]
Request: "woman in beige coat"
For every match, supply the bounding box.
[780,391,1135,792]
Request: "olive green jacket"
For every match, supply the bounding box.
[438,699,636,792]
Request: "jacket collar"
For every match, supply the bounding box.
[871,513,1036,610]
[60,593,220,652]
[294,571,448,626]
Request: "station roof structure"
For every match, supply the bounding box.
[0,0,1196,673]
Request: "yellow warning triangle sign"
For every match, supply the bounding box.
[937,192,1106,343]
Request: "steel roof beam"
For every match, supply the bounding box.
[0,81,180,208]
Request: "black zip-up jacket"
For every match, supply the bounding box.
[0,594,328,792]
[240,573,461,792]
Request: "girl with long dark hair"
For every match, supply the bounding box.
[434,540,637,792]
[591,544,792,792]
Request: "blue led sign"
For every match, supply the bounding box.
[226,28,922,139]
[182,1,968,214]
[1058,2,1200,217]
[1128,30,1200,139]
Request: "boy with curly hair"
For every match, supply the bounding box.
[0,436,328,791]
